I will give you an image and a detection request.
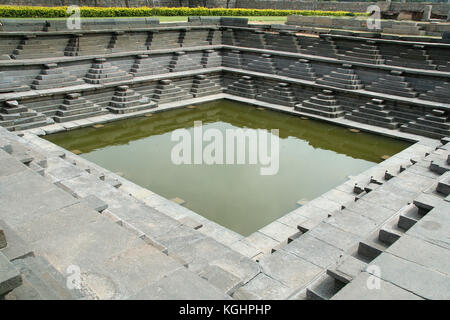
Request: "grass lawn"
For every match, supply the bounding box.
[0,16,288,24]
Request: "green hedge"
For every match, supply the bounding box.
[0,6,368,18]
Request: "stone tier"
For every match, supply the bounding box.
[0,100,53,131]
[401,109,450,140]
[245,54,276,75]
[315,64,364,90]
[31,63,84,90]
[168,51,199,73]
[299,36,337,58]
[366,71,418,98]
[191,75,222,98]
[108,86,156,114]
[336,41,385,65]
[151,79,193,104]
[84,58,133,85]
[109,31,149,53]
[147,30,181,50]
[64,34,112,57]
[225,75,257,99]
[12,35,67,59]
[295,90,345,118]
[54,93,107,122]
[345,98,400,130]
[257,82,297,107]
[278,59,316,81]
[384,45,436,70]
[0,73,29,93]
[265,31,299,53]
[130,54,169,77]
[222,50,242,68]
[201,49,222,68]
[420,82,450,103]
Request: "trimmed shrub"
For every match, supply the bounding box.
[0,6,368,19]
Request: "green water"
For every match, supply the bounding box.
[45,100,411,236]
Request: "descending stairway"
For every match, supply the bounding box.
[401,109,450,140]
[277,58,316,81]
[366,70,418,98]
[84,58,133,85]
[0,100,53,131]
[316,64,364,90]
[31,63,84,90]
[225,76,258,99]
[151,79,193,104]
[257,82,297,107]
[54,93,108,122]
[295,90,345,118]
[345,99,400,130]
[108,86,156,114]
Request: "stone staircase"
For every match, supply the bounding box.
[225,75,258,99]
[366,70,418,98]
[31,63,84,90]
[245,54,277,75]
[130,54,170,77]
[278,58,316,81]
[54,93,108,122]
[0,73,29,93]
[336,40,384,65]
[295,90,345,118]
[12,35,67,59]
[64,34,112,56]
[345,99,400,130]
[151,79,193,104]
[257,82,297,107]
[108,86,156,114]
[0,100,53,131]
[315,64,364,90]
[265,31,300,53]
[84,58,133,85]
[222,50,242,68]
[168,51,199,73]
[420,82,450,103]
[201,49,222,68]
[401,109,450,140]
[190,75,222,98]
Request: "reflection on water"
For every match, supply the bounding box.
[45,100,411,236]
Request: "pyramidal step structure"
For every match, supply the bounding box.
[151,80,193,104]
[130,54,169,77]
[191,75,222,98]
[168,51,199,73]
[295,90,345,118]
[345,98,399,129]
[54,93,108,122]
[257,82,297,107]
[201,49,221,68]
[246,54,276,74]
[31,63,84,90]
[108,86,156,114]
[222,50,242,69]
[278,59,316,81]
[84,58,133,84]
[400,108,450,140]
[366,70,417,98]
[0,100,53,131]
[225,76,257,99]
[315,64,364,90]
[419,82,450,103]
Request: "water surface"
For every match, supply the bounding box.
[45,100,411,236]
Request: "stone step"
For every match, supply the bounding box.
[0,251,22,296]
[327,255,367,285]
[397,204,421,231]
[345,114,399,130]
[357,233,388,262]
[436,173,450,196]
[9,255,78,300]
[306,275,343,300]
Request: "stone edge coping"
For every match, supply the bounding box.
[19,92,436,259]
